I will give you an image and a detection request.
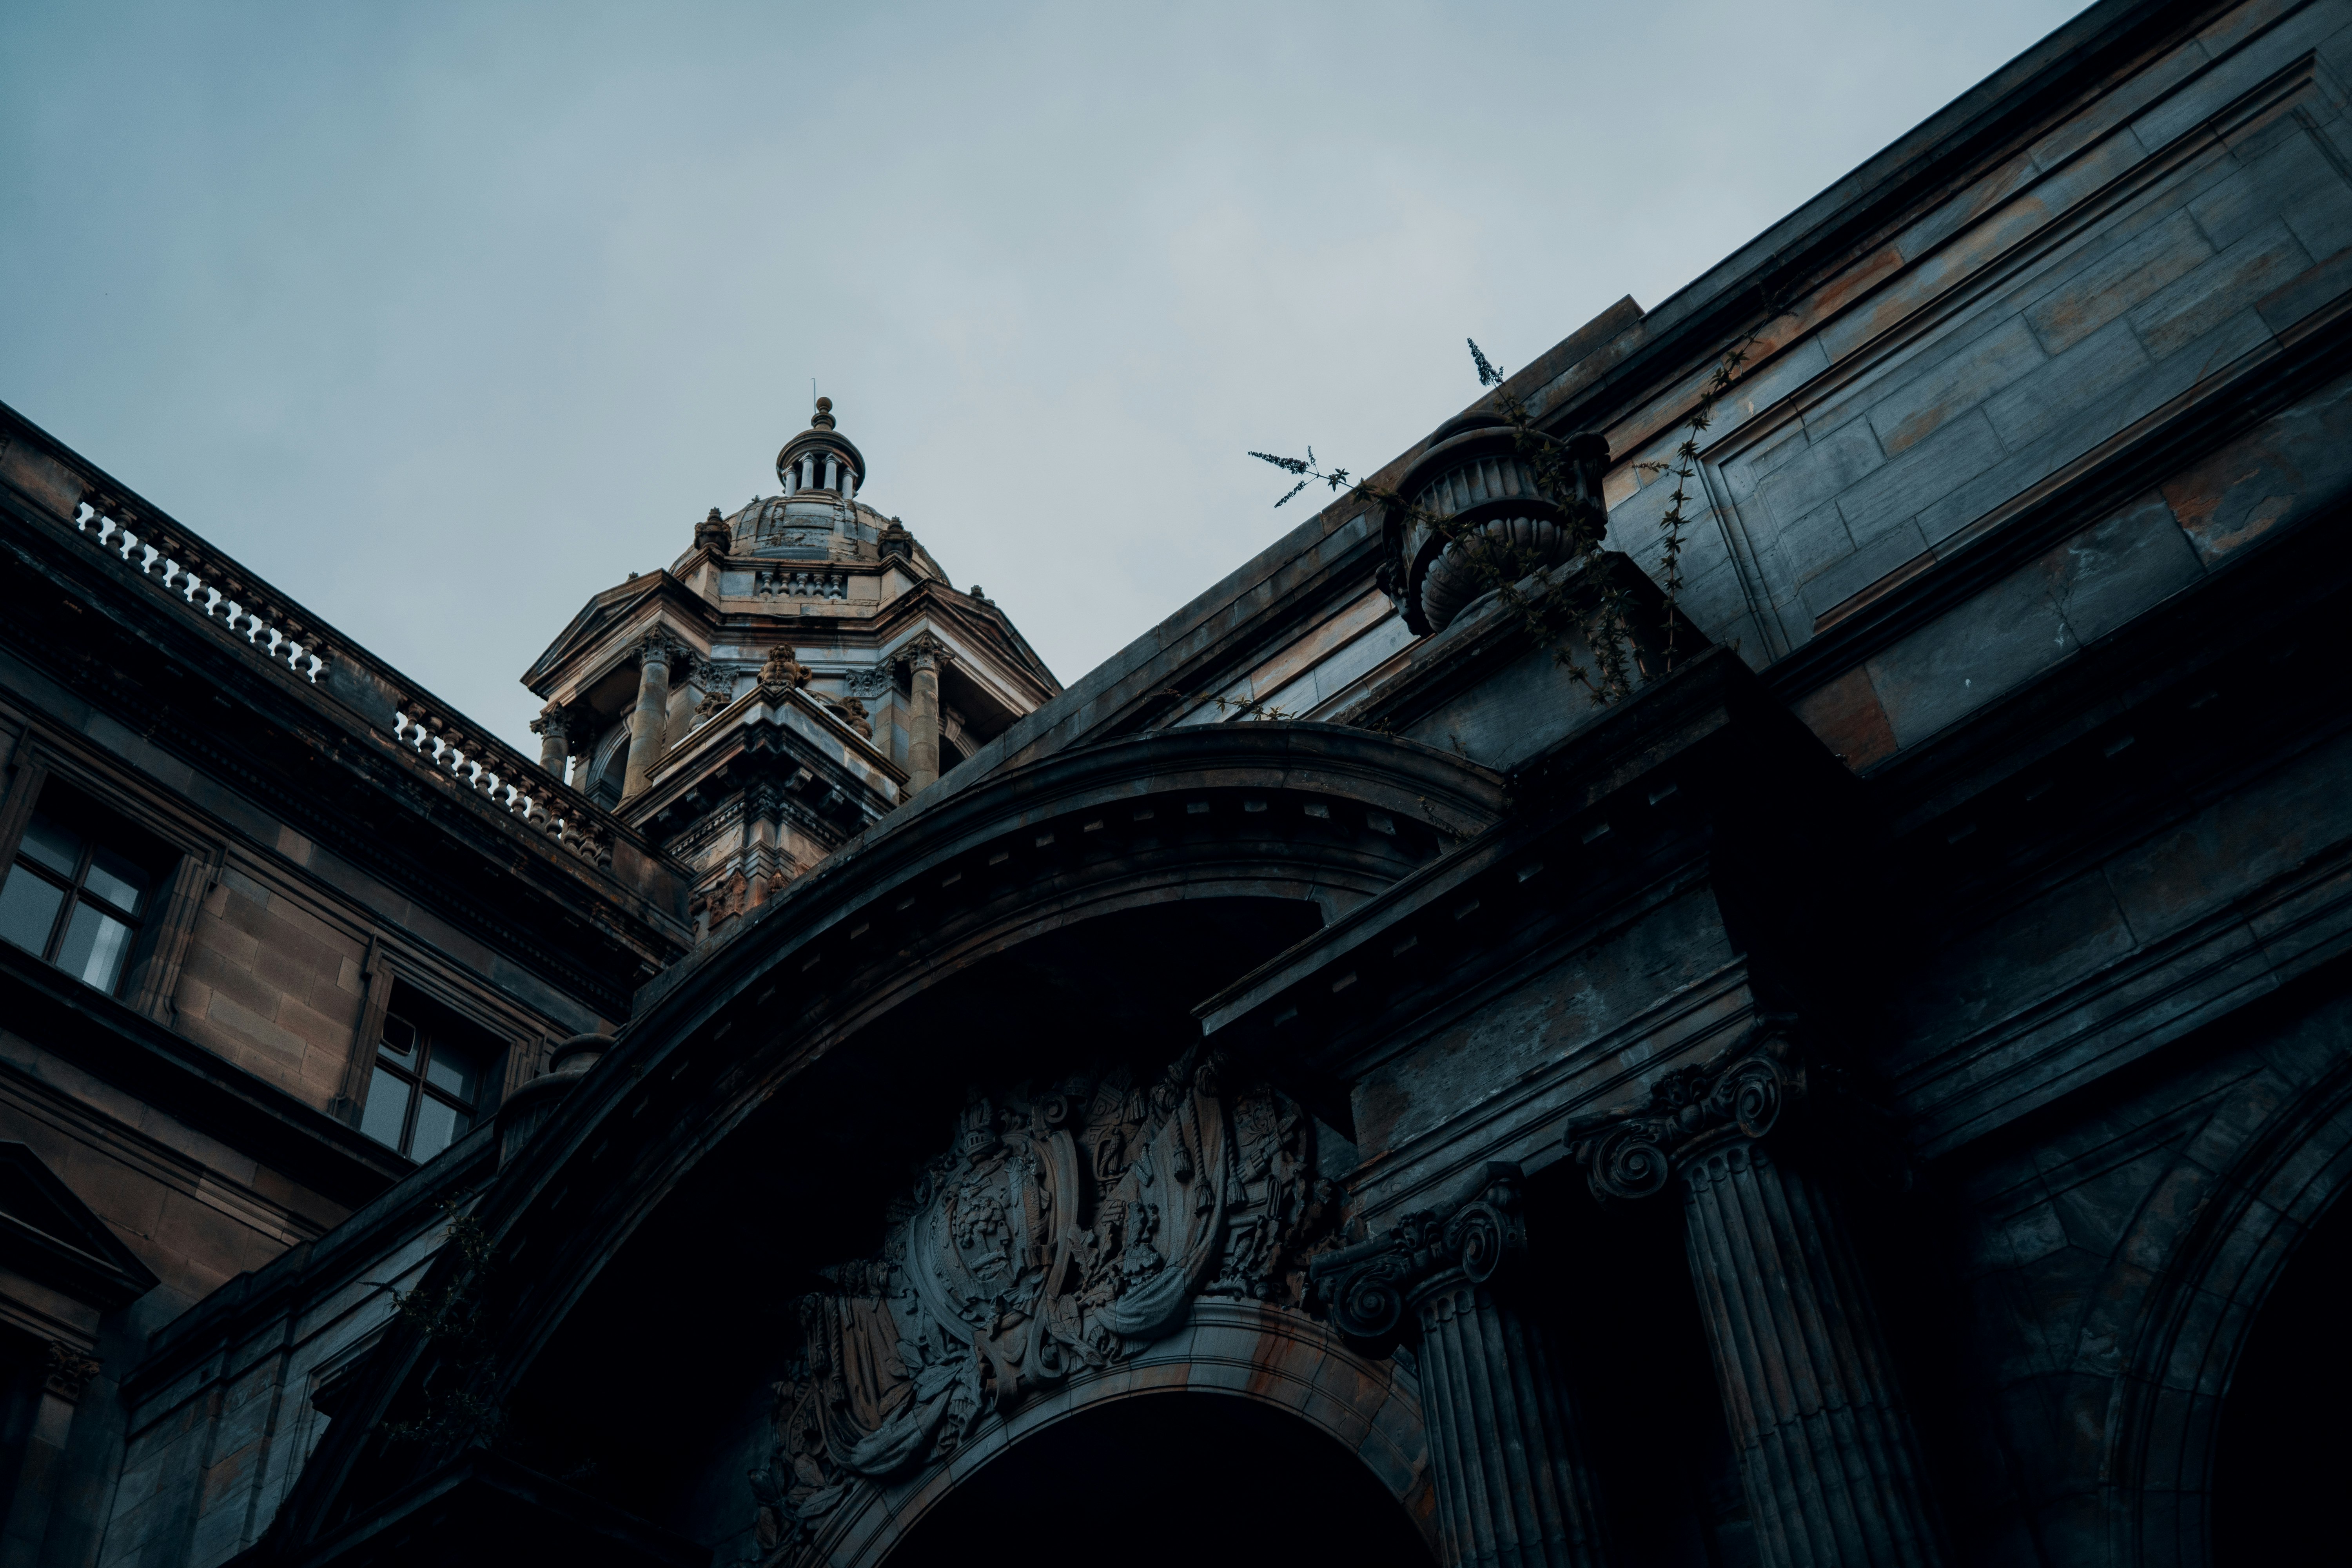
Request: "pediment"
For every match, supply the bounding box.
[0,1142,159,1309]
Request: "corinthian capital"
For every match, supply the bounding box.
[639,629,693,676]
[45,1342,101,1401]
[1308,1163,1524,1345]
[1564,1020,1803,1202]
[891,630,949,674]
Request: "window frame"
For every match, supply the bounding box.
[0,809,150,993]
[350,978,508,1163]
[0,740,218,1025]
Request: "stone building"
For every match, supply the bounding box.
[519,397,1057,939]
[0,0,2350,1564]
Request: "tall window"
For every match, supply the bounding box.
[358,988,496,1162]
[0,804,154,995]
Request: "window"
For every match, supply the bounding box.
[358,989,497,1161]
[0,805,154,995]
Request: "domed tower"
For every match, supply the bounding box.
[519,397,1061,941]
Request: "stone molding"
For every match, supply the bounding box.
[1564,1020,1803,1201]
[801,1299,1432,1568]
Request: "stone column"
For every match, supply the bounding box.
[1313,1167,1611,1568]
[0,1344,97,1561]
[1569,1025,1947,1568]
[530,708,569,778]
[621,633,683,802]
[898,633,945,794]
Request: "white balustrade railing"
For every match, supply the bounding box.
[74,499,335,681]
[389,697,610,867]
[59,484,617,871]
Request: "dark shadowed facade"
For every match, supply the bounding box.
[3,1,2352,1564]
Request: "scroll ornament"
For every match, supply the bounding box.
[1308,1164,1525,1345]
[749,1051,1336,1560]
[1564,1021,1802,1201]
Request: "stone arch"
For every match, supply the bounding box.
[268,725,1503,1554]
[2099,991,2352,1566]
[814,1301,1435,1567]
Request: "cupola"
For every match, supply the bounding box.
[776,396,867,500]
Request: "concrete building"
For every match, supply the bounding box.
[1,0,2350,1563]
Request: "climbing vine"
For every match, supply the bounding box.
[377,1197,506,1450]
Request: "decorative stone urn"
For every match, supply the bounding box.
[495,1031,610,1169]
[1384,414,1611,635]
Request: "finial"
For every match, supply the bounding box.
[811,395,837,430]
[759,644,813,691]
[694,506,732,553]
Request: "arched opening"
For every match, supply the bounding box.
[2211,1181,2352,1560]
[493,896,1332,1538]
[887,1392,1434,1566]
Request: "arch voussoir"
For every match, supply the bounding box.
[822,1301,1435,1568]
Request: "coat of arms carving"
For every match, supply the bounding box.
[748,1049,1336,1559]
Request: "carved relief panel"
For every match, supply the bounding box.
[750,1049,1337,1560]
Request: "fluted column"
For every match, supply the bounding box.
[898,633,945,793]
[1682,1140,1941,1567]
[1570,1024,1947,1568]
[1313,1167,1610,1568]
[621,634,682,801]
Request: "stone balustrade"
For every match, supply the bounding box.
[59,483,618,873]
[72,494,338,682]
[391,695,610,868]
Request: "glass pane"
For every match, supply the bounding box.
[359,1067,413,1149]
[378,1013,418,1059]
[0,868,66,956]
[83,845,150,915]
[57,903,134,992]
[424,1039,483,1104]
[410,1096,465,1161]
[17,813,80,877]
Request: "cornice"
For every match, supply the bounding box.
[0,942,410,1210]
[0,417,693,1011]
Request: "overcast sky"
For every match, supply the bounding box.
[2,0,2086,754]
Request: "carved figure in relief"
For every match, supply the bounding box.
[748,1049,1336,1563]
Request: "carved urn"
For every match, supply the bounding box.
[1383,414,1610,635]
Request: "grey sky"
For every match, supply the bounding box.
[2,0,2085,754]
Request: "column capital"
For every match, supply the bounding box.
[891,630,949,673]
[638,628,693,674]
[44,1341,100,1402]
[1564,1017,1803,1202]
[1309,1163,1524,1344]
